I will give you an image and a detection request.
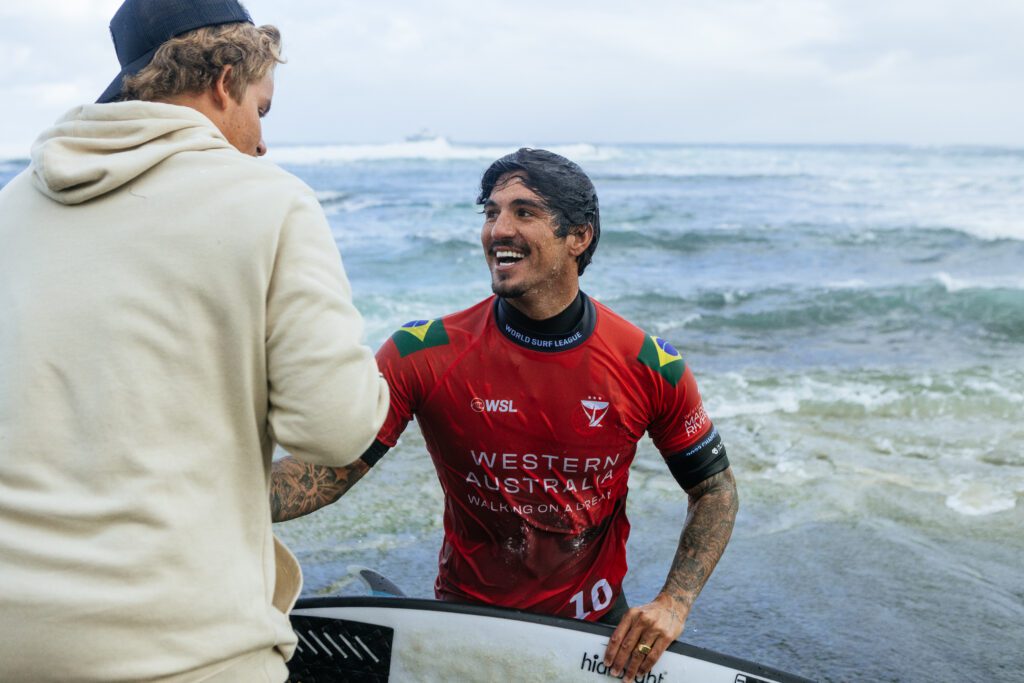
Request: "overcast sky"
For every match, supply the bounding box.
[2,0,1023,156]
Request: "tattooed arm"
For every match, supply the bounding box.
[270,456,369,522]
[660,467,739,618]
[271,440,391,522]
[604,467,739,680]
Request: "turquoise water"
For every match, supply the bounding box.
[3,142,1022,682]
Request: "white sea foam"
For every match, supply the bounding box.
[761,459,814,483]
[961,377,1024,404]
[314,189,393,215]
[847,230,878,244]
[651,313,702,333]
[721,289,747,305]
[721,371,749,389]
[323,197,387,216]
[912,374,934,388]
[871,437,896,455]
[945,217,1024,242]
[706,374,900,419]
[825,278,870,289]
[710,394,801,418]
[267,137,613,165]
[934,271,1024,292]
[945,481,1017,516]
[406,228,479,247]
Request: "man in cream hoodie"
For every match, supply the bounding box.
[0,1,388,681]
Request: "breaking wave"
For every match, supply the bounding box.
[268,137,614,165]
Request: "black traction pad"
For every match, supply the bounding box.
[287,615,393,682]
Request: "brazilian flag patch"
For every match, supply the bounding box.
[391,319,450,357]
[638,335,685,387]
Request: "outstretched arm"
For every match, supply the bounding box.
[604,466,738,679]
[270,456,369,522]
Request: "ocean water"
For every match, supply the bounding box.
[3,141,1022,682]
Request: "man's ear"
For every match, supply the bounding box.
[567,224,594,256]
[211,65,235,110]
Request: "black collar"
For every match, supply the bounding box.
[494,292,596,352]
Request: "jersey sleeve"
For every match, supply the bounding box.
[374,318,450,447]
[641,336,729,489]
[373,337,417,448]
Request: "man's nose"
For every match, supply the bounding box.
[256,139,267,157]
[490,211,516,239]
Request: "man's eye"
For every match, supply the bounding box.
[517,209,532,218]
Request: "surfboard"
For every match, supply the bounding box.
[288,596,813,683]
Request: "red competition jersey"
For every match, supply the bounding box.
[375,295,720,621]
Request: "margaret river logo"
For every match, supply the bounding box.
[637,335,685,387]
[391,319,450,357]
[581,397,610,427]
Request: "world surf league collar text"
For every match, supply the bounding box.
[580,652,666,682]
[504,324,583,349]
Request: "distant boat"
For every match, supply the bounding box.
[404,129,443,143]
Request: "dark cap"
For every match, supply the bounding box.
[97,0,254,103]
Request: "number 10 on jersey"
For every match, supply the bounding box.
[570,578,614,619]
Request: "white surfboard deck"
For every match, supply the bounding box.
[288,596,813,683]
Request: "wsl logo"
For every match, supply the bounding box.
[470,397,519,413]
[580,397,610,428]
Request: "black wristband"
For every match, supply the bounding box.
[359,439,391,468]
[666,428,730,490]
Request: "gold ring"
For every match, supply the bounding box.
[636,643,652,655]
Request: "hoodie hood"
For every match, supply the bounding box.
[30,101,236,205]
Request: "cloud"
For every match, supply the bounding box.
[1,0,1023,152]
[0,0,121,22]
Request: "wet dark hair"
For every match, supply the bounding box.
[477,148,600,275]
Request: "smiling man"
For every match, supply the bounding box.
[0,1,388,681]
[271,148,738,680]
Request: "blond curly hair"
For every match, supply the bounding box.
[121,22,283,103]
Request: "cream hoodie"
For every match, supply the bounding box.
[0,102,389,682]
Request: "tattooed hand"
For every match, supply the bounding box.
[604,467,738,679]
[604,594,687,680]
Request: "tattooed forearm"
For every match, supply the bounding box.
[270,456,369,522]
[660,467,739,610]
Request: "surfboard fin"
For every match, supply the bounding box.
[348,565,407,598]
